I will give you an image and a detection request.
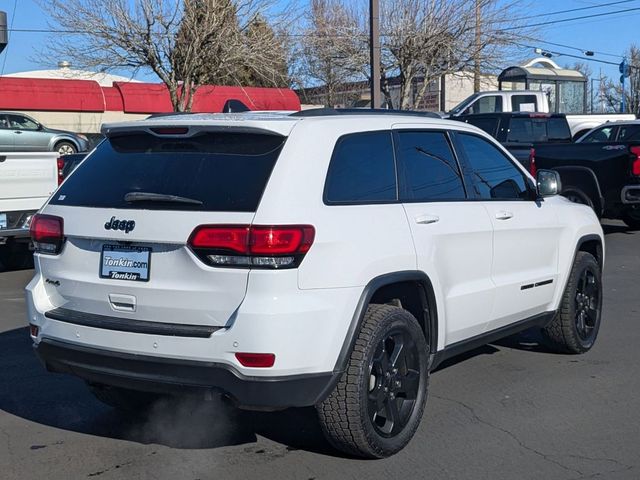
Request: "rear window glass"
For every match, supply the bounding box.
[506,117,570,143]
[464,117,499,136]
[50,131,285,212]
[324,131,396,204]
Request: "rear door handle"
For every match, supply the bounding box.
[495,211,514,220]
[415,214,440,225]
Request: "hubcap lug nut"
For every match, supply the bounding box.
[389,393,395,399]
[384,387,388,392]
[395,380,401,388]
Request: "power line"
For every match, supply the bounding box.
[513,0,639,21]
[513,42,626,68]
[499,6,640,31]
[514,36,622,59]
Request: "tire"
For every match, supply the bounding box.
[543,252,602,354]
[562,187,594,210]
[55,141,77,155]
[0,243,33,270]
[88,383,161,413]
[317,304,429,458]
[622,209,640,230]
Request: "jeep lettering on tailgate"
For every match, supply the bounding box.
[104,216,136,233]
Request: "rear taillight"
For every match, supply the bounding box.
[30,214,64,255]
[57,157,65,185]
[631,146,640,176]
[188,224,315,269]
[528,148,537,177]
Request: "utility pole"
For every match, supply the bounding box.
[0,11,8,55]
[473,0,481,93]
[369,0,381,109]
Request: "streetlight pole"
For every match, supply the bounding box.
[369,0,381,109]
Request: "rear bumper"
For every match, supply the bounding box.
[621,186,640,204]
[34,338,336,409]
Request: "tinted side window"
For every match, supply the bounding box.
[547,117,571,141]
[464,117,499,137]
[618,125,640,141]
[580,126,616,143]
[396,131,465,202]
[511,95,538,112]
[8,115,38,130]
[325,131,396,204]
[457,133,530,200]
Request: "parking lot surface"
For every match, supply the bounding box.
[0,221,638,480]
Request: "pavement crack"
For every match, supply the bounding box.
[434,394,584,476]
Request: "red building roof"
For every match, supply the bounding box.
[0,76,300,113]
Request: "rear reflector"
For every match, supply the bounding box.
[30,214,64,255]
[631,146,640,176]
[235,352,275,368]
[29,325,39,337]
[56,157,65,186]
[188,224,315,269]
[529,148,537,177]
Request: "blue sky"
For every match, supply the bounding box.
[0,0,637,83]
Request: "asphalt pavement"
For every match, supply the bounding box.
[0,221,638,479]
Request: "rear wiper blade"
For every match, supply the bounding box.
[124,192,203,206]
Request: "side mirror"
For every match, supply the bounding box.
[37,123,43,131]
[536,169,562,197]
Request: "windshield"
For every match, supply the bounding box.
[450,93,480,115]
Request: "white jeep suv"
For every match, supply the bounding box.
[26,110,604,458]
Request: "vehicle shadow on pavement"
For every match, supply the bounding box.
[602,223,632,235]
[0,326,337,455]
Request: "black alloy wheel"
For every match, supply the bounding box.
[574,266,600,342]
[543,251,602,354]
[368,329,420,437]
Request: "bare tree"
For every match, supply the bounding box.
[298,0,368,107]
[41,0,291,112]
[379,0,532,109]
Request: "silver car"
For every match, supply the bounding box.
[0,112,89,154]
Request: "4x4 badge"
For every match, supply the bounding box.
[104,216,136,234]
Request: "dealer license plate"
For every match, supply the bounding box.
[100,244,151,282]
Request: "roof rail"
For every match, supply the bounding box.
[290,108,442,119]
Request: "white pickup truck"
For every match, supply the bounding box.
[0,152,59,268]
[448,90,636,139]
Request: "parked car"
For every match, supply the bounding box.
[0,112,89,154]
[0,151,61,268]
[448,90,636,139]
[526,130,640,228]
[27,110,604,458]
[458,112,573,166]
[576,119,640,143]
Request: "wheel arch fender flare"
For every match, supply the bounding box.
[333,271,439,375]
[555,233,604,309]
[553,166,604,215]
[50,135,79,152]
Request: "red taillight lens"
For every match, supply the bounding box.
[529,148,537,177]
[30,214,64,255]
[56,157,65,186]
[188,224,315,269]
[189,225,250,253]
[631,146,640,176]
[250,226,315,255]
[235,352,275,368]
